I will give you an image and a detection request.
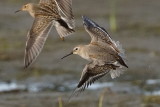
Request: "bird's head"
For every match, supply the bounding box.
[61,45,84,59]
[15,3,33,13]
[72,46,82,55]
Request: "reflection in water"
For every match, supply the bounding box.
[0,80,160,95]
[144,79,160,95]
[146,79,160,85]
[0,82,25,92]
[88,82,114,90]
[27,82,54,92]
[145,90,160,96]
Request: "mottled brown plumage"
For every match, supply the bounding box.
[77,63,119,91]
[16,0,75,68]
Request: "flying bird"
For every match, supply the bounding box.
[16,0,75,68]
[62,16,128,97]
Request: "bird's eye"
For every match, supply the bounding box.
[75,48,78,50]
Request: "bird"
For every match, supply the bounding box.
[15,0,75,69]
[61,16,128,96]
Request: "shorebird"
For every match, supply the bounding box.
[15,0,75,68]
[62,16,128,96]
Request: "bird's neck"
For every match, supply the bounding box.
[28,11,35,18]
[78,45,91,61]
[27,4,38,18]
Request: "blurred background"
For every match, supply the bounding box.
[0,0,160,107]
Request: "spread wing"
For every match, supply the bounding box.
[69,63,119,99]
[39,0,55,4]
[24,16,53,69]
[40,0,73,19]
[39,0,58,11]
[55,0,74,28]
[82,16,120,53]
[40,0,74,28]
[55,0,74,20]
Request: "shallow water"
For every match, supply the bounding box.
[1,79,160,96]
[0,0,160,106]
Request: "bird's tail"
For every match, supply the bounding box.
[110,67,125,79]
[114,41,125,57]
[114,41,128,68]
[55,18,75,40]
[108,63,125,79]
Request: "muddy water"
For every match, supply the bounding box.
[0,0,160,107]
[0,79,160,95]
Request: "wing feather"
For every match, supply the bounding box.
[69,63,116,99]
[55,0,74,20]
[24,17,53,69]
[82,16,120,53]
[39,0,52,4]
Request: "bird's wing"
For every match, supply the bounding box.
[69,63,118,99]
[55,0,74,20]
[40,0,74,28]
[82,16,120,53]
[39,0,58,11]
[24,16,53,69]
[39,0,55,4]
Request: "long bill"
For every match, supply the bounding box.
[61,52,73,59]
[15,10,21,13]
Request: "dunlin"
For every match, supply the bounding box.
[16,0,75,68]
[62,16,128,96]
